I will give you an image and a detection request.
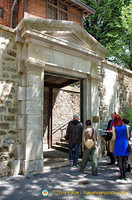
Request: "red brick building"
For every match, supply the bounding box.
[0,0,95,28]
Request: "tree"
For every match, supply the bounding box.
[121,2,132,70]
[81,0,132,70]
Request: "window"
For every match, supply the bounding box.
[47,0,68,20]
[0,7,4,18]
[48,5,57,19]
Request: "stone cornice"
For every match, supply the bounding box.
[20,29,105,62]
[16,17,108,58]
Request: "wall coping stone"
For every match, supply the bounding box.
[102,60,132,75]
[0,25,14,34]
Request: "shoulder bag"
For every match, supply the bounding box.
[85,128,95,149]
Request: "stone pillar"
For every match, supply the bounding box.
[91,76,102,159]
[82,76,91,125]
[18,66,44,175]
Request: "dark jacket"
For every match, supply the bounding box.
[65,120,83,144]
[106,119,113,130]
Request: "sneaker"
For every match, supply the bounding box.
[123,175,128,180]
[117,175,123,180]
[107,162,115,165]
[70,160,73,167]
[72,164,78,168]
[72,166,77,168]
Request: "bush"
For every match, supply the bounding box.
[119,107,132,128]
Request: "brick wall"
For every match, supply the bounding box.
[0,26,18,177]
[0,0,83,28]
[28,0,46,19]
[18,0,24,25]
[69,6,82,26]
[0,0,13,27]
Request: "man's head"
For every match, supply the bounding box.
[111,112,116,120]
[122,118,130,125]
[73,114,79,121]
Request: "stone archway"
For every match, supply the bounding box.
[16,18,107,175]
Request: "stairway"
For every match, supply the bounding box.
[52,138,69,152]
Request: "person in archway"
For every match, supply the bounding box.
[80,119,98,176]
[65,114,83,167]
[106,112,116,165]
[122,117,131,172]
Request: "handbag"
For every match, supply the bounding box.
[106,131,112,141]
[128,151,132,165]
[85,129,94,149]
[127,143,132,153]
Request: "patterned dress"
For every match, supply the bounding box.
[114,124,129,156]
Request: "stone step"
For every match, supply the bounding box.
[52,144,69,153]
[60,138,67,142]
[56,141,69,148]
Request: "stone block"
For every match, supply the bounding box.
[23,159,43,175]
[0,161,8,170]
[0,123,9,129]
[0,106,6,112]
[4,115,15,121]
[17,87,26,100]
[26,101,42,114]
[0,146,9,152]
[18,100,42,115]
[8,108,17,114]
[17,144,24,159]
[0,130,6,135]
[3,137,15,144]
[18,101,26,115]
[18,86,42,101]
[8,130,18,135]
[27,73,42,87]
[19,130,25,144]
[18,115,25,130]
[13,160,20,175]
[25,129,43,160]
[27,86,42,100]
[27,115,42,130]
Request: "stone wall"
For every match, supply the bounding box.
[98,61,132,156]
[52,86,80,144]
[0,24,132,177]
[98,61,132,123]
[0,25,18,177]
[43,86,80,148]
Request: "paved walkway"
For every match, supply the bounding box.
[0,157,132,200]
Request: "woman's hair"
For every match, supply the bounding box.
[86,119,91,126]
[113,115,123,126]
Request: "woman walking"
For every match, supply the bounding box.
[80,119,98,176]
[112,115,129,180]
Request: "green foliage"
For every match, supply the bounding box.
[81,0,132,70]
[119,107,132,128]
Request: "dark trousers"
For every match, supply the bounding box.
[69,143,80,166]
[109,152,115,163]
[117,156,127,177]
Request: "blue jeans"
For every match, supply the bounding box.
[69,143,80,166]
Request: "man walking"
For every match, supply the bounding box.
[106,112,116,165]
[65,114,83,167]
